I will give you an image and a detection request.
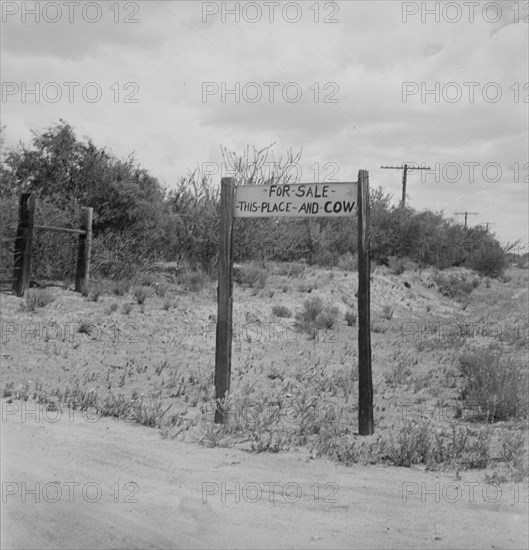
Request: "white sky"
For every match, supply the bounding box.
[1,0,528,246]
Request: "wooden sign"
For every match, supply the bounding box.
[234,182,357,218]
[214,173,373,435]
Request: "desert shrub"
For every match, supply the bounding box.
[458,349,528,421]
[121,303,133,315]
[297,296,324,323]
[272,305,291,318]
[132,286,152,305]
[388,256,417,275]
[233,263,267,288]
[105,302,118,314]
[154,283,169,298]
[315,306,339,329]
[345,309,357,326]
[384,360,412,386]
[178,267,208,292]
[470,243,506,278]
[134,272,157,287]
[337,253,357,271]
[88,281,104,302]
[371,320,389,333]
[163,297,176,310]
[433,273,474,300]
[23,288,54,311]
[77,322,92,335]
[381,304,395,320]
[297,281,316,293]
[296,297,338,334]
[112,279,130,296]
[286,262,306,278]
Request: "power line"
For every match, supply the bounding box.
[380,163,431,207]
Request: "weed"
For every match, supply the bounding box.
[433,273,475,300]
[371,321,389,334]
[23,289,54,311]
[88,281,104,302]
[154,283,169,298]
[272,305,292,318]
[337,253,357,271]
[381,304,395,320]
[458,348,528,421]
[345,309,357,326]
[178,268,208,292]
[233,263,267,288]
[296,297,338,334]
[112,279,130,296]
[297,282,316,293]
[163,297,176,310]
[105,302,118,314]
[277,262,305,278]
[384,359,412,386]
[77,322,92,335]
[132,286,152,305]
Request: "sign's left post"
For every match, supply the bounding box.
[214,177,235,423]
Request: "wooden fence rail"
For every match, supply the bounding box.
[12,193,93,297]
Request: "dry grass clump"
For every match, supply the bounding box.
[458,348,528,422]
[23,288,54,311]
[272,305,291,318]
[177,267,208,292]
[295,297,339,337]
[345,309,357,326]
[132,285,153,305]
[112,279,131,296]
[233,263,268,288]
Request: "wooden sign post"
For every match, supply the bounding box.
[357,170,373,435]
[214,171,373,435]
[214,178,235,423]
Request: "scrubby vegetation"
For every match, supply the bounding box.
[0,121,514,287]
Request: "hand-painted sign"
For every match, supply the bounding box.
[234,182,358,218]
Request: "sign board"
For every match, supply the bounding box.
[214,173,373,435]
[234,182,357,218]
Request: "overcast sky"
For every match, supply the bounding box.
[2,0,528,246]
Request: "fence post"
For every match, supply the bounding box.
[214,177,235,423]
[357,170,374,435]
[75,207,93,294]
[12,193,35,297]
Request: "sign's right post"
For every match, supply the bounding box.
[357,170,374,435]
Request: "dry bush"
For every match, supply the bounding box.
[459,349,528,421]
[296,297,339,335]
[233,263,268,288]
[272,305,291,318]
[178,267,208,292]
[132,286,152,305]
[23,289,54,311]
[381,304,395,320]
[88,281,104,302]
[112,279,131,296]
[345,309,357,326]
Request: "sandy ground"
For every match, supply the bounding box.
[1,407,527,550]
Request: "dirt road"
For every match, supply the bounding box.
[1,405,526,549]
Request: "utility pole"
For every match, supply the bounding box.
[454,212,478,229]
[380,164,431,207]
[483,222,495,233]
